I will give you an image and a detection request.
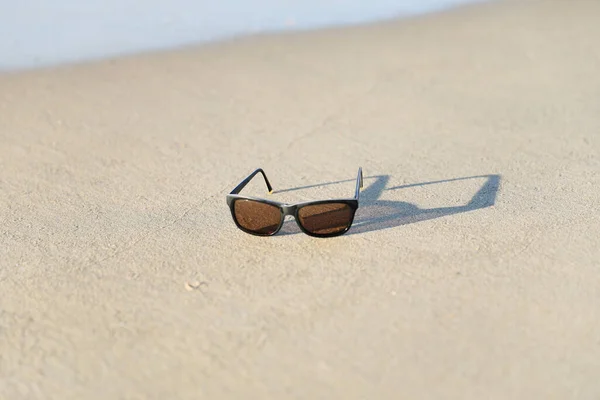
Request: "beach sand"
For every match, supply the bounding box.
[1,0,599,398]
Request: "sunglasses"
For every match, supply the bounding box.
[226,167,363,238]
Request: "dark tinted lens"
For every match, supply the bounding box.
[297,203,354,236]
[234,200,282,235]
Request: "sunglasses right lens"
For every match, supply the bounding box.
[233,199,282,235]
[297,202,354,236]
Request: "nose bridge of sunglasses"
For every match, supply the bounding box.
[281,204,297,216]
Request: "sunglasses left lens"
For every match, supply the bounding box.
[233,199,282,235]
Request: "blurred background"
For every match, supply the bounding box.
[0,0,484,70]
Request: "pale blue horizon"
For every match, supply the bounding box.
[0,0,487,71]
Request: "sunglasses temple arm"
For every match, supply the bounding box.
[354,167,363,201]
[230,168,274,195]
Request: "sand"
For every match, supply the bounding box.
[1,0,599,398]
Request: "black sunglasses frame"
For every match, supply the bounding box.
[226,167,363,238]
